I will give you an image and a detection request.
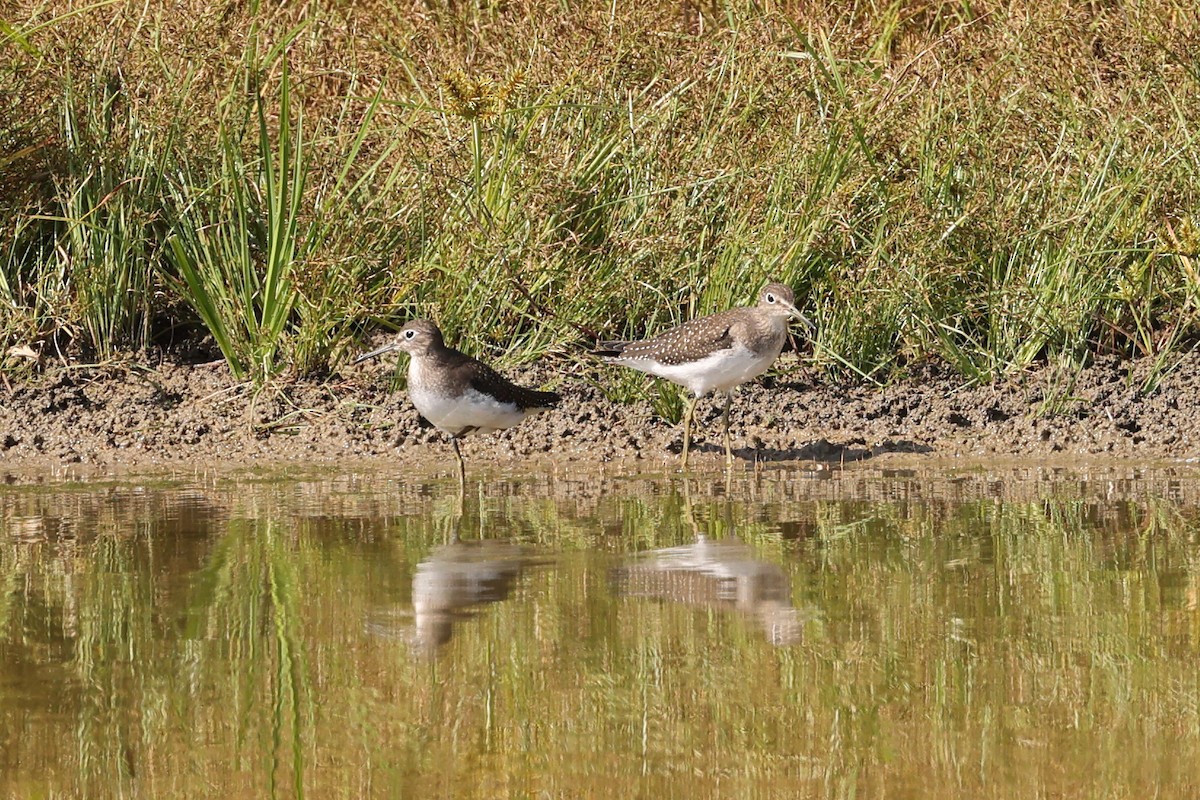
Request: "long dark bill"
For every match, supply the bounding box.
[780,300,817,333]
[352,342,400,364]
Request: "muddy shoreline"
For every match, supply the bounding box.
[2,349,1199,473]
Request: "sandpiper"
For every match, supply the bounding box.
[594,282,811,467]
[355,320,561,482]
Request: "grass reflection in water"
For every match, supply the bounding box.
[1,467,1199,798]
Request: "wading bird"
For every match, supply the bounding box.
[355,320,561,482]
[595,282,811,467]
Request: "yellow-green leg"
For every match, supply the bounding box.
[722,390,734,466]
[680,395,698,469]
[451,437,466,487]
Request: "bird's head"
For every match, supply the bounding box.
[757,282,814,330]
[354,319,445,363]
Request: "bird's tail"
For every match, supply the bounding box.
[522,388,562,410]
[592,340,631,358]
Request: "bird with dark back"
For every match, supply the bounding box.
[355,319,561,483]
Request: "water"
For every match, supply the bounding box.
[2,465,1200,798]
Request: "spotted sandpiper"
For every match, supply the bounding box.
[355,320,561,482]
[594,282,811,467]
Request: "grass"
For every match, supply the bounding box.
[164,57,303,381]
[1,1,1199,395]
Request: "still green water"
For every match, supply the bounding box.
[2,465,1200,798]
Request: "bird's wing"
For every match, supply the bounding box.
[610,311,737,366]
[462,359,561,410]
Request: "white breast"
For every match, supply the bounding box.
[618,343,781,397]
[408,383,529,436]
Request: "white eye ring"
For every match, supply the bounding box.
[404,329,416,339]
[766,293,777,304]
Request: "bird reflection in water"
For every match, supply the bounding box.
[367,493,541,655]
[611,483,806,646]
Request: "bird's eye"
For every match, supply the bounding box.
[404,329,416,340]
[766,293,777,304]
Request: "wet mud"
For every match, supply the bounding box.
[2,349,1199,471]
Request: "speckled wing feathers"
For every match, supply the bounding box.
[596,309,738,366]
